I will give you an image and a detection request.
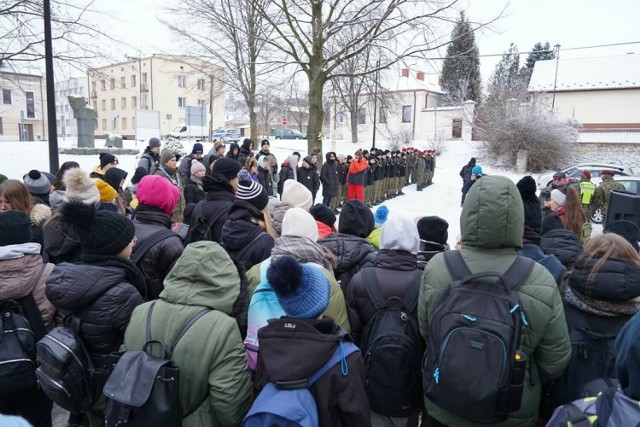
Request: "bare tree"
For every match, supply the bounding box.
[256,94,281,139]
[162,0,278,140]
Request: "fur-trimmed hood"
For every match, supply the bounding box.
[30,203,51,225]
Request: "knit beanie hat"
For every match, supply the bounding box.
[211,157,241,180]
[416,216,449,244]
[190,159,206,176]
[160,149,176,165]
[374,205,389,226]
[92,178,117,202]
[281,179,312,211]
[192,143,204,154]
[604,220,640,253]
[380,214,420,254]
[267,256,330,319]
[339,200,375,238]
[309,204,336,228]
[60,201,134,256]
[99,153,117,169]
[148,137,161,149]
[542,214,565,235]
[261,139,270,148]
[130,167,148,185]
[42,171,56,184]
[63,168,100,205]
[0,211,32,246]
[550,189,566,207]
[137,175,179,216]
[214,140,225,151]
[516,176,543,235]
[23,170,51,195]
[282,207,318,242]
[471,165,483,176]
[236,178,269,211]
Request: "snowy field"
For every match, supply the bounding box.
[0,136,602,248]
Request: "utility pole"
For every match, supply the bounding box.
[371,58,380,149]
[44,0,59,173]
[551,44,561,111]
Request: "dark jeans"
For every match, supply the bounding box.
[0,386,53,427]
[322,196,332,206]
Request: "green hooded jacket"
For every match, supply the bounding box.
[418,175,571,427]
[123,242,251,427]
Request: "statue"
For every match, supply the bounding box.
[68,96,97,148]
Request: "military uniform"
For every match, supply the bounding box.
[593,174,625,222]
[416,151,426,191]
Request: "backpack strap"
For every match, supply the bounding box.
[502,257,536,291]
[231,232,267,264]
[308,341,359,386]
[362,268,387,311]
[131,228,177,265]
[145,300,158,342]
[19,263,47,340]
[402,270,423,314]
[443,251,472,280]
[563,403,592,427]
[170,308,212,351]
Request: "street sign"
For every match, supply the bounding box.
[282,117,288,125]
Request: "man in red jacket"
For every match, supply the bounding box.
[346,149,368,202]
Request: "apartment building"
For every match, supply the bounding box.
[0,70,48,142]
[87,54,225,140]
[55,77,87,138]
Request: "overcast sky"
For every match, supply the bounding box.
[100,0,640,83]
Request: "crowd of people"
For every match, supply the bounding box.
[0,138,638,427]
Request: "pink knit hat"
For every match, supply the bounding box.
[136,175,180,216]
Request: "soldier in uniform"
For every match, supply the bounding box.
[428,149,436,185]
[593,170,626,223]
[570,169,596,219]
[416,150,426,191]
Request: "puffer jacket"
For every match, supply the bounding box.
[189,174,236,243]
[226,143,240,162]
[0,243,55,329]
[320,154,339,197]
[257,165,273,196]
[46,263,144,358]
[255,317,370,427]
[42,215,82,264]
[277,158,297,196]
[132,207,184,300]
[419,175,571,427]
[318,233,376,289]
[30,203,52,247]
[417,240,448,270]
[297,165,319,196]
[541,229,583,269]
[346,249,420,343]
[518,242,566,286]
[124,242,251,427]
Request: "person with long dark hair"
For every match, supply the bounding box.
[49,161,80,209]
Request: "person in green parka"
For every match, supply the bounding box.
[123,241,251,427]
[154,149,186,223]
[418,175,571,427]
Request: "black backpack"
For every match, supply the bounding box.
[103,301,211,426]
[0,266,46,393]
[185,201,227,244]
[359,268,424,418]
[423,251,535,423]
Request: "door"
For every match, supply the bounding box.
[18,124,34,141]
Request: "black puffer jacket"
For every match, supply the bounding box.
[257,166,273,196]
[541,229,584,269]
[42,216,82,264]
[568,256,640,303]
[237,139,253,166]
[183,177,205,205]
[189,174,236,243]
[318,233,376,289]
[297,165,320,196]
[277,161,296,196]
[417,240,448,270]
[132,206,184,300]
[220,200,274,272]
[320,154,339,197]
[226,143,240,162]
[45,263,144,358]
[346,250,420,343]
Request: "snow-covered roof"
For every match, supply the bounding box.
[528,54,640,92]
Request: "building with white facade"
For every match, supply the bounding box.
[0,68,47,142]
[55,77,87,139]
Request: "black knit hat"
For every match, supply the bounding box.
[517,176,543,235]
[99,153,117,169]
[339,200,374,238]
[130,167,148,185]
[236,178,269,211]
[417,216,449,244]
[605,220,640,253]
[309,203,336,227]
[211,157,241,180]
[0,211,32,246]
[60,201,134,256]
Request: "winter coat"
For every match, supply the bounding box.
[154,166,185,223]
[132,207,184,300]
[255,317,370,427]
[318,233,376,289]
[42,215,82,264]
[541,229,584,269]
[258,149,278,176]
[220,201,274,272]
[237,147,252,167]
[29,203,52,248]
[184,176,205,206]
[0,243,55,329]
[337,162,347,185]
[518,242,566,286]
[257,166,273,196]
[46,263,144,358]
[124,242,251,427]
[416,240,448,270]
[226,143,240,162]
[347,158,367,186]
[547,388,640,427]
[49,190,65,210]
[190,174,236,243]
[277,163,296,196]
[138,150,160,175]
[320,155,340,197]
[297,166,320,197]
[418,175,571,427]
[178,154,204,181]
[346,249,420,343]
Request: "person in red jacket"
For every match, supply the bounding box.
[346,149,368,202]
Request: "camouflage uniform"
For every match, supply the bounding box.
[428,151,436,185]
[416,151,426,191]
[593,175,625,222]
[374,152,384,203]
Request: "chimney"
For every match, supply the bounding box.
[417,71,425,81]
[401,68,409,78]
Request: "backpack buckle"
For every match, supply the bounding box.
[275,379,308,390]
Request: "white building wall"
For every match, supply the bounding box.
[55,77,87,138]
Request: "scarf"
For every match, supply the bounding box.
[271,235,334,272]
[158,165,180,187]
[563,285,640,318]
[190,175,203,192]
[81,253,148,301]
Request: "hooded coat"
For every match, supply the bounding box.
[318,233,376,290]
[123,242,251,427]
[42,216,82,264]
[256,156,274,196]
[190,174,236,243]
[320,153,339,197]
[540,229,584,269]
[297,161,320,197]
[277,157,298,196]
[418,175,571,427]
[236,140,253,166]
[226,143,240,162]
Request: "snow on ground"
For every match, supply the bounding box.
[0,137,601,248]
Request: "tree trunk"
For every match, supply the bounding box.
[307,72,326,156]
[350,109,358,143]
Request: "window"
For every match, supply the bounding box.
[132,96,137,108]
[102,118,107,130]
[358,107,366,124]
[178,97,187,108]
[132,117,135,128]
[120,76,126,89]
[197,78,205,90]
[26,91,35,118]
[178,76,186,88]
[131,75,136,87]
[122,117,127,130]
[2,89,11,104]
[402,106,412,123]
[141,94,148,108]
[92,101,97,111]
[100,80,106,90]
[65,119,70,127]
[111,98,116,110]
[0,117,3,134]
[112,117,117,130]
[379,107,388,124]
[121,97,126,109]
[101,99,106,111]
[197,99,206,107]
[110,78,115,89]
[452,119,462,138]
[142,72,148,83]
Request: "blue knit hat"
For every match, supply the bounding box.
[267,256,330,319]
[374,205,389,225]
[472,165,483,176]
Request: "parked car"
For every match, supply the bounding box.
[275,129,306,140]
[589,176,640,224]
[537,163,631,190]
[211,128,242,142]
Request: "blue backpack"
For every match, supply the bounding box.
[243,340,359,427]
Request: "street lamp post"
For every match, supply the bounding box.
[371,58,380,149]
[551,44,561,111]
[44,0,59,173]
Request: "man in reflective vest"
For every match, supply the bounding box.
[576,170,596,218]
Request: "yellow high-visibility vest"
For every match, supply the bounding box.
[580,181,596,205]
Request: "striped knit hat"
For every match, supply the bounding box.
[236,178,269,211]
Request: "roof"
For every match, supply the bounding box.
[528,54,640,92]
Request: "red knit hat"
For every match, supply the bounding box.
[582,170,592,180]
[136,175,180,216]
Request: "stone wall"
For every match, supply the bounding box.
[564,143,640,173]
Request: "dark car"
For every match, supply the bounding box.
[275,129,306,140]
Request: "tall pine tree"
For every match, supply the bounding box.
[486,43,527,108]
[441,11,482,105]
[521,42,556,84]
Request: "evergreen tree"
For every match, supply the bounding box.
[521,42,556,83]
[441,11,482,104]
[485,43,527,108]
